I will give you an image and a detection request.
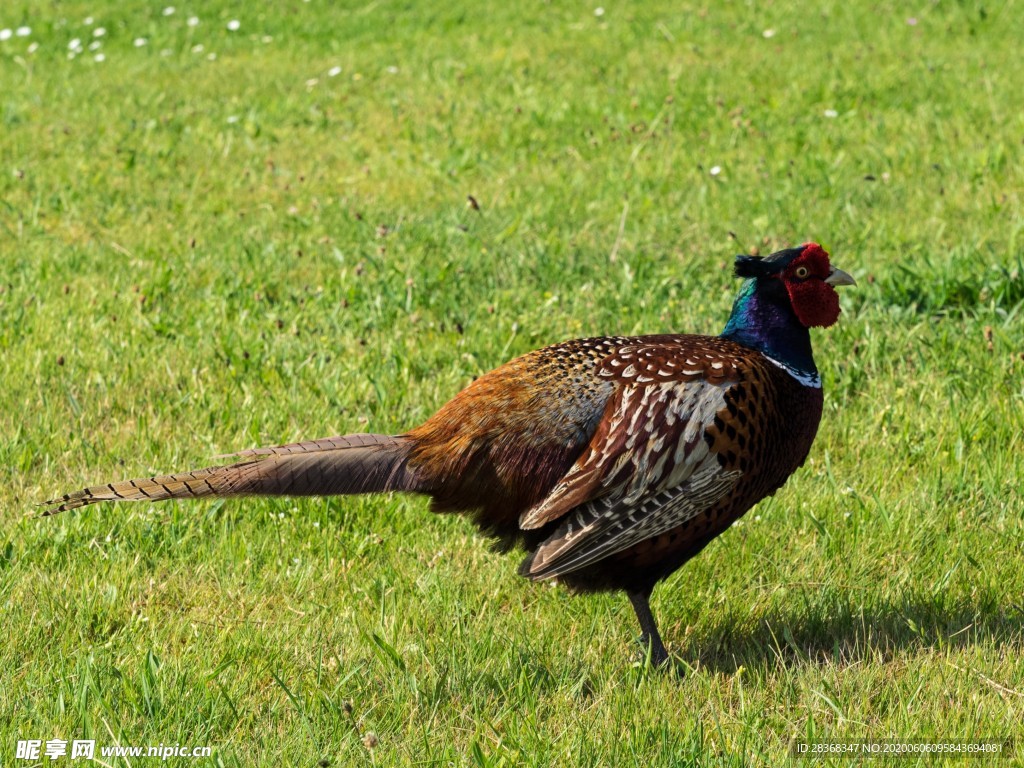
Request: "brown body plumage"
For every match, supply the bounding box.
[45,243,854,664]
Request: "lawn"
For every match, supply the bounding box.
[2,0,1023,765]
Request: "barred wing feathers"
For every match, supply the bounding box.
[521,339,752,580]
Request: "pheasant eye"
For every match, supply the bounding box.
[794,266,810,278]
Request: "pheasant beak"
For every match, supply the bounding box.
[824,267,856,287]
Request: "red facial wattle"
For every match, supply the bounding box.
[784,243,842,328]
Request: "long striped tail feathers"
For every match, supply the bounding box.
[42,434,418,515]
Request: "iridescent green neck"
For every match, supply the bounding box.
[720,279,817,375]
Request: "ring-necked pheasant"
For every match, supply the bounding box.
[44,242,854,665]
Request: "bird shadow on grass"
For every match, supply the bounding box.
[669,591,1024,675]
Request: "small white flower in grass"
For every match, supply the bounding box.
[762,28,776,38]
[207,52,216,60]
[188,16,199,27]
[94,53,105,62]
[84,16,94,25]
[0,29,11,42]
[313,521,321,528]
[385,65,398,74]
[906,17,918,26]
[709,165,722,176]
[594,7,605,16]
[163,6,175,16]
[134,37,147,47]
[89,40,102,50]
[754,515,762,522]
[328,65,341,77]
[824,109,838,118]
[226,19,240,31]
[68,37,82,50]
[191,43,203,53]
[226,115,239,123]
[93,27,106,37]
[27,42,38,53]
[17,26,31,37]
[306,77,319,87]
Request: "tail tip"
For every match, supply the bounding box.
[37,495,86,516]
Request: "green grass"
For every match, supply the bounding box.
[2,0,1023,765]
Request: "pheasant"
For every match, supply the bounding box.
[44,242,854,665]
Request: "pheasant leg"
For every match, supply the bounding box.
[627,588,669,666]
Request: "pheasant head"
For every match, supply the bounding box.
[721,242,856,377]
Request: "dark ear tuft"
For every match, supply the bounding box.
[733,254,777,279]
